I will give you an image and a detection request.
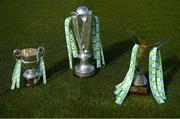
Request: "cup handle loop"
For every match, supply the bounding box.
[13,49,21,60]
[38,47,45,58]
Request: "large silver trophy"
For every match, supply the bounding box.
[13,47,45,86]
[71,6,95,77]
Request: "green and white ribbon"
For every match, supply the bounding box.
[39,57,46,84]
[114,44,139,105]
[11,60,21,90]
[64,16,105,69]
[65,17,79,69]
[114,44,166,105]
[149,47,166,104]
[11,56,46,90]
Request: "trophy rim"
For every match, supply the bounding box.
[71,10,93,16]
[20,48,40,57]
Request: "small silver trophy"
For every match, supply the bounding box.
[71,6,95,77]
[131,40,149,95]
[130,32,168,95]
[13,47,45,87]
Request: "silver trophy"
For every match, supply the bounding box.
[13,47,45,86]
[71,6,95,77]
[133,38,169,87]
[133,44,149,88]
[130,33,168,95]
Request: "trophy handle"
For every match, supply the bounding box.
[156,38,169,49]
[38,47,45,58]
[13,49,21,60]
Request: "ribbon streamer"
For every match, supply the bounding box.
[114,44,166,105]
[149,47,166,103]
[114,44,139,105]
[11,56,47,90]
[40,57,46,84]
[11,60,21,90]
[64,16,105,69]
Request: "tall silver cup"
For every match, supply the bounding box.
[13,47,45,86]
[71,6,95,78]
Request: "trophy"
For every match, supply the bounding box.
[114,30,168,105]
[64,6,105,78]
[130,38,150,95]
[11,47,46,89]
[71,6,95,77]
[130,34,169,95]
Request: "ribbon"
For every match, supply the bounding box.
[64,16,105,69]
[39,57,46,84]
[114,44,139,105]
[114,44,166,105]
[11,56,46,90]
[11,60,21,90]
[149,47,166,104]
[92,16,105,68]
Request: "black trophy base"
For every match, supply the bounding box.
[130,85,149,96]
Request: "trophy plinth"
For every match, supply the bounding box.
[13,47,45,86]
[71,6,96,78]
[130,85,149,96]
[130,70,149,95]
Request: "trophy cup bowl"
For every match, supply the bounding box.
[13,47,45,86]
[71,6,95,78]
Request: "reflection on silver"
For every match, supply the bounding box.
[71,6,95,78]
[133,69,147,86]
[13,47,45,86]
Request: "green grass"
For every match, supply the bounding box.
[0,0,180,117]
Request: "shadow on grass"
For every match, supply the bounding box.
[46,57,69,80]
[1,58,70,96]
[163,55,180,92]
[104,39,133,64]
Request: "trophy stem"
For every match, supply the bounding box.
[74,52,95,78]
[80,58,89,65]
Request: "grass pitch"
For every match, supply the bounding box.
[0,0,180,117]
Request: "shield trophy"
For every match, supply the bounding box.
[13,47,45,86]
[71,6,95,78]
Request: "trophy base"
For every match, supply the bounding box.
[130,85,149,96]
[23,76,41,87]
[23,69,41,87]
[74,64,96,78]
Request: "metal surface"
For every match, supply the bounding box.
[133,69,147,86]
[71,6,95,78]
[75,64,95,78]
[13,47,45,86]
[130,34,150,87]
[76,6,89,15]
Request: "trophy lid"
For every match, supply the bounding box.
[76,6,91,15]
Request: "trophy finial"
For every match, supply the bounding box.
[76,6,89,15]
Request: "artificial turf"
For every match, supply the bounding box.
[0,0,180,118]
